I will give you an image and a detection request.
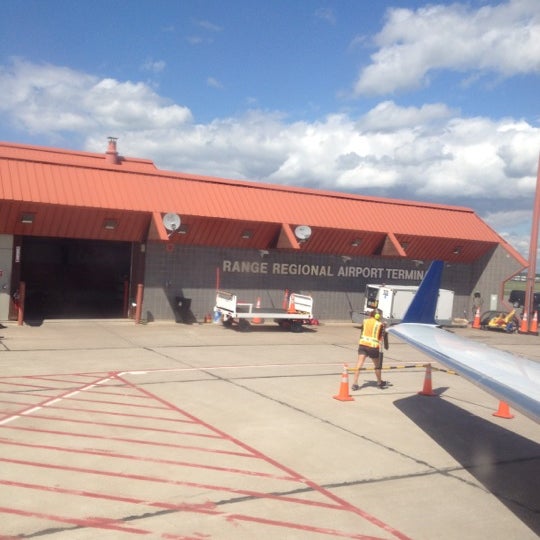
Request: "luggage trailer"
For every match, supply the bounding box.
[214,290,314,332]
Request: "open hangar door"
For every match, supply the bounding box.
[20,237,132,319]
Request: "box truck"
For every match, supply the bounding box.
[363,284,454,324]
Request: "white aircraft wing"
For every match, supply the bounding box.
[387,261,540,424]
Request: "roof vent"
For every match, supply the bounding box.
[105,137,120,165]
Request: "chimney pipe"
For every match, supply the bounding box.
[105,137,120,164]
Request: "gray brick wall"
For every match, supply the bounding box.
[140,242,520,323]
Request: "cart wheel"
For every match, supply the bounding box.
[222,317,233,328]
[238,319,251,332]
[290,321,303,333]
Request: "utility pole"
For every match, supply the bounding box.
[523,151,540,331]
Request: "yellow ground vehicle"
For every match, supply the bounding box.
[484,309,518,333]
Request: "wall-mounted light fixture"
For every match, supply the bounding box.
[20,213,35,224]
[351,238,362,247]
[103,219,118,230]
[401,242,409,250]
[178,224,189,234]
[241,230,252,239]
[453,246,462,255]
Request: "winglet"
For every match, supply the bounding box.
[401,260,444,324]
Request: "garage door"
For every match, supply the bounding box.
[21,237,132,319]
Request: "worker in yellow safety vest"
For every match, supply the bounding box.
[351,310,389,390]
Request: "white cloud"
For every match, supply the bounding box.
[314,8,336,25]
[358,101,454,132]
[186,19,221,46]
[207,77,223,89]
[196,20,222,32]
[186,36,207,45]
[0,59,192,135]
[355,0,540,95]
[1,58,539,263]
[141,59,166,74]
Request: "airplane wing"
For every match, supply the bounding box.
[387,261,540,424]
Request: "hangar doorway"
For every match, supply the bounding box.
[20,237,132,319]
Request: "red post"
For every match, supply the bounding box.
[17,281,26,326]
[134,283,144,324]
[123,280,129,317]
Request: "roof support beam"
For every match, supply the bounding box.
[276,223,301,250]
[381,231,407,257]
[148,212,170,241]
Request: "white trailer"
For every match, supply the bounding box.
[214,290,314,332]
[363,284,454,324]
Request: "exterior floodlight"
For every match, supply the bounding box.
[21,213,35,224]
[103,219,118,230]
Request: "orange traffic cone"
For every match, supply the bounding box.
[493,401,514,419]
[288,296,296,313]
[333,364,354,401]
[418,363,436,396]
[472,308,481,329]
[529,311,538,336]
[519,311,529,334]
[253,297,262,324]
[282,289,290,309]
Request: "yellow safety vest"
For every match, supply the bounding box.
[359,318,383,348]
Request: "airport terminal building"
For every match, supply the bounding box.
[0,139,527,323]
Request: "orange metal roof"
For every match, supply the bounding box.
[0,141,527,265]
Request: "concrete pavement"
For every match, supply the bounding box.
[0,319,538,539]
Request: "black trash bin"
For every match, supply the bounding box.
[175,296,193,324]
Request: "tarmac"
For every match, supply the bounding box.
[0,318,538,540]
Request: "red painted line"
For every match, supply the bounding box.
[0,371,110,380]
[116,373,412,540]
[0,456,344,510]
[0,380,55,390]
[0,374,114,425]
[1,425,254,458]
[35,394,171,410]
[0,479,218,514]
[0,398,38,407]
[75,388,152,399]
[0,480,382,540]
[0,369,412,539]
[25,375,115,385]
[7,412,222,437]
[22,375,152,399]
[161,535,214,540]
[226,512,386,539]
[0,397,196,424]
[0,438,297,482]
[0,506,150,535]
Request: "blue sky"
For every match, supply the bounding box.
[1,0,539,267]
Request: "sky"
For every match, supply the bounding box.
[1,0,539,268]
